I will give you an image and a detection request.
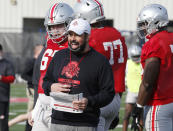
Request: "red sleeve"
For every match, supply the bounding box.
[142,38,164,64]
[1,75,15,83]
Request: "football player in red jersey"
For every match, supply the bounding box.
[73,0,128,130]
[131,4,173,131]
[28,3,74,131]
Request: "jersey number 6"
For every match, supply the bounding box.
[40,49,58,70]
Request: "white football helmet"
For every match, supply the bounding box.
[44,3,74,43]
[73,0,105,24]
[128,45,141,62]
[137,4,169,39]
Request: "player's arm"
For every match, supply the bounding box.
[137,57,160,106]
[131,57,160,131]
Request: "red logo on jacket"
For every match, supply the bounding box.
[61,61,80,78]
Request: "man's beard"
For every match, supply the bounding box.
[68,40,87,55]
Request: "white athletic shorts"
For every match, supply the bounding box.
[31,94,52,131]
[125,90,138,104]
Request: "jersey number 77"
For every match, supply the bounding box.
[103,39,124,65]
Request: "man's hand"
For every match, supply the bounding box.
[0,75,2,80]
[72,98,88,110]
[51,83,71,93]
[131,104,143,131]
[28,111,34,126]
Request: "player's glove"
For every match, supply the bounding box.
[131,103,143,131]
[109,116,119,130]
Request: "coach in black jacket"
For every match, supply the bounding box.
[43,19,115,131]
[0,44,15,131]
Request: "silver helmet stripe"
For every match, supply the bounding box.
[50,3,59,24]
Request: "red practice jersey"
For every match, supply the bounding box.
[38,39,68,94]
[89,27,128,93]
[141,31,173,105]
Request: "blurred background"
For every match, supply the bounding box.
[0,0,173,76]
[0,0,173,131]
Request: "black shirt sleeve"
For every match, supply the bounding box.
[87,57,115,108]
[6,60,15,77]
[32,47,45,106]
[0,59,15,102]
[21,58,35,87]
[32,47,45,87]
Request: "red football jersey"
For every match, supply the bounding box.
[38,39,68,94]
[141,31,173,105]
[89,27,128,93]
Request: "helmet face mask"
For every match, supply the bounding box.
[131,55,141,62]
[47,23,67,43]
[137,4,169,39]
[137,20,148,39]
[44,3,74,43]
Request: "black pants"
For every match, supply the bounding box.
[25,120,32,131]
[0,102,9,131]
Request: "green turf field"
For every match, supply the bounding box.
[9,83,128,131]
[9,83,27,131]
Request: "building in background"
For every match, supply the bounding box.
[0,0,173,75]
[0,0,173,33]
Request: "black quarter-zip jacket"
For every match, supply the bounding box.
[43,48,115,127]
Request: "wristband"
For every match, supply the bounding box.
[136,103,144,108]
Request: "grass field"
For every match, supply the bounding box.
[9,83,128,131]
[9,83,28,131]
